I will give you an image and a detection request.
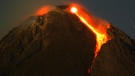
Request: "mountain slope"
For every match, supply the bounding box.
[90,25,135,76]
[0,8,96,76]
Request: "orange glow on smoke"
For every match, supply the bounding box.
[69,4,110,57]
[36,6,54,15]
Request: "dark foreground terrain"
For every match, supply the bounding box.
[0,6,135,76]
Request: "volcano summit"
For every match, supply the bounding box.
[0,4,135,76]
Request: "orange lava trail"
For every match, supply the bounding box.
[76,13,108,57]
[70,6,110,58]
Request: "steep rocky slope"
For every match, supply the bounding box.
[0,8,96,76]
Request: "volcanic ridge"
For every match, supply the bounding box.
[0,4,135,76]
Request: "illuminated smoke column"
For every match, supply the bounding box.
[36,6,55,15]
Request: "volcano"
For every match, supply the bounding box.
[0,5,135,76]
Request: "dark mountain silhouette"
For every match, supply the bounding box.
[0,7,96,76]
[0,6,135,76]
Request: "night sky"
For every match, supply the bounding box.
[0,0,135,39]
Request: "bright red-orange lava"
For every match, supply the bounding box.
[71,7,78,13]
[69,5,110,57]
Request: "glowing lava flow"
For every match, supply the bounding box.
[70,6,110,57]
